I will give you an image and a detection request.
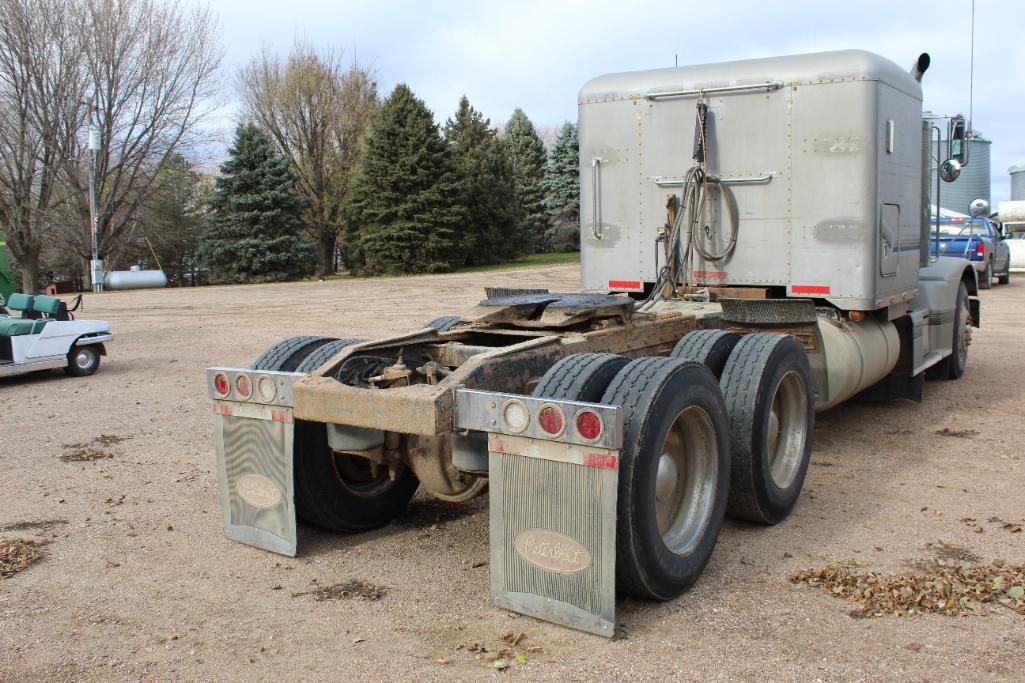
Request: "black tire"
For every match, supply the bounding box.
[424,315,462,332]
[251,336,338,371]
[293,423,419,532]
[997,269,1010,286]
[251,335,418,531]
[532,353,629,402]
[670,329,741,379]
[295,338,366,374]
[928,282,970,381]
[720,333,814,525]
[65,345,100,376]
[979,261,993,289]
[602,357,731,600]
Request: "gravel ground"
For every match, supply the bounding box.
[1,264,1023,681]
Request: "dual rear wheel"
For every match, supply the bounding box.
[252,336,419,532]
[531,331,814,600]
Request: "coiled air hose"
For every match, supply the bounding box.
[638,100,739,310]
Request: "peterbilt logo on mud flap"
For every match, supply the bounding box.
[235,473,282,509]
[514,529,592,574]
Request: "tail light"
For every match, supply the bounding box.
[213,372,230,397]
[537,404,565,437]
[975,241,985,258]
[235,373,252,400]
[574,410,604,442]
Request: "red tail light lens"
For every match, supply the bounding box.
[976,241,985,257]
[236,373,252,399]
[213,372,230,397]
[537,405,565,436]
[575,410,603,441]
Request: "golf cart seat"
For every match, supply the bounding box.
[0,318,48,336]
[0,293,66,335]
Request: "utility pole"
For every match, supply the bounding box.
[87,117,103,292]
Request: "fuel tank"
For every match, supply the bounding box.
[816,315,900,411]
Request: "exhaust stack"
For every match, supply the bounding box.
[910,53,930,82]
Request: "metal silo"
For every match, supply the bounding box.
[924,114,992,214]
[1011,165,1025,201]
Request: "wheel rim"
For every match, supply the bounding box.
[654,406,718,556]
[956,297,970,365]
[766,370,808,489]
[331,454,398,497]
[75,349,95,370]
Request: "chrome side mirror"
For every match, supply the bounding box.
[948,115,969,166]
[969,198,989,217]
[940,158,962,183]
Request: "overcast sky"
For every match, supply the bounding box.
[208,0,1024,203]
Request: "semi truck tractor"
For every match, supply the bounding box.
[207,50,979,636]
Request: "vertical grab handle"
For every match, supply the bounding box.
[591,157,604,240]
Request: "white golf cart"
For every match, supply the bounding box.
[0,292,112,378]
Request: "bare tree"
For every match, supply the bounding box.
[63,0,223,267]
[0,0,87,292]
[238,42,379,276]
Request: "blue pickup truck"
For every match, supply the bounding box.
[930,216,1011,288]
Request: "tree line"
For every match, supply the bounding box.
[199,80,580,283]
[0,0,581,292]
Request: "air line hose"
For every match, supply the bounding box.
[638,99,739,310]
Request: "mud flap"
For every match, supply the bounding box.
[487,433,618,637]
[213,401,297,556]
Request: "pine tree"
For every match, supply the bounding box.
[346,84,466,275]
[197,124,315,283]
[542,122,580,251]
[503,108,548,253]
[445,96,521,264]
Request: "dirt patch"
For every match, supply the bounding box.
[93,434,131,447]
[924,540,983,564]
[935,427,978,438]
[0,519,67,533]
[59,434,129,461]
[295,579,388,602]
[791,561,1025,618]
[0,538,44,578]
[59,447,111,462]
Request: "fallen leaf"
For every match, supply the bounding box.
[435,657,449,665]
[491,658,508,671]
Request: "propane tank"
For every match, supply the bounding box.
[816,316,901,411]
[105,267,168,290]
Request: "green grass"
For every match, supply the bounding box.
[453,251,580,274]
[322,251,580,281]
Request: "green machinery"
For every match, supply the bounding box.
[0,236,16,305]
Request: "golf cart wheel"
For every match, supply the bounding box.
[293,422,419,532]
[670,329,741,379]
[532,353,630,402]
[602,357,731,601]
[979,261,993,289]
[720,333,814,524]
[251,335,338,372]
[65,345,100,376]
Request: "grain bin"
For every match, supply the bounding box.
[1011,165,1025,201]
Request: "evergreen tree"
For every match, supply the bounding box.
[346,84,465,275]
[197,124,315,283]
[445,96,521,264]
[542,122,580,251]
[503,108,548,253]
